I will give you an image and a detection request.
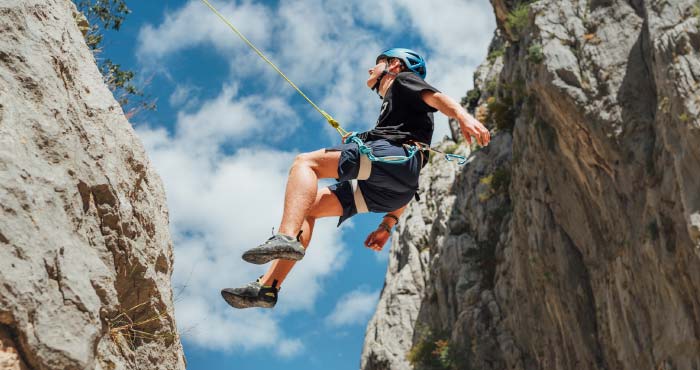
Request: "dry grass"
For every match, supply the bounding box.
[108,302,177,355]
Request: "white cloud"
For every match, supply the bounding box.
[392,0,495,143]
[351,0,401,29]
[135,86,348,354]
[397,0,495,63]
[137,0,495,144]
[137,0,271,60]
[164,84,299,159]
[278,339,304,358]
[325,288,380,327]
[169,84,200,110]
[133,0,496,355]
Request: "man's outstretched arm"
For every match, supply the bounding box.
[421,90,491,146]
[365,205,407,251]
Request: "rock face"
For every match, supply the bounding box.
[0,1,185,369]
[362,0,700,369]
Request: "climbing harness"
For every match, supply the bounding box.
[199,0,467,165]
[342,133,467,165]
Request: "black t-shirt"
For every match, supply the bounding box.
[361,72,440,144]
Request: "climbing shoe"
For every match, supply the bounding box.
[241,233,305,264]
[221,277,279,309]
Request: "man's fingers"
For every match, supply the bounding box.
[366,235,380,249]
[476,128,490,146]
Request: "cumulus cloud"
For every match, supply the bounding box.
[325,288,380,327]
[396,0,496,141]
[134,0,496,355]
[278,339,304,358]
[137,0,271,60]
[137,0,495,144]
[169,84,200,110]
[135,84,348,354]
[173,84,300,153]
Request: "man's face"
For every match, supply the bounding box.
[366,59,388,88]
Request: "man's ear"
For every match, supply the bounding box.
[390,58,405,71]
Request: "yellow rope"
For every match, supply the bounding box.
[199,0,348,137]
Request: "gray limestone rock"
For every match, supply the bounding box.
[362,0,700,369]
[0,1,185,369]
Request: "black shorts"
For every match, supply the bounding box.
[327,139,423,225]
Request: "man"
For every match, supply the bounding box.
[221,48,490,309]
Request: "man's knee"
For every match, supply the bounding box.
[291,152,317,173]
[290,150,339,178]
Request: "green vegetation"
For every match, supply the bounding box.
[433,340,453,369]
[461,88,481,112]
[485,79,499,95]
[505,3,531,40]
[75,0,130,49]
[73,0,156,117]
[407,327,467,370]
[679,113,690,122]
[491,167,511,194]
[527,43,544,63]
[443,143,459,155]
[487,47,505,62]
[407,327,441,368]
[693,0,700,17]
[487,94,516,132]
[465,88,481,106]
[543,271,553,282]
[483,77,528,133]
[469,140,483,154]
[478,166,511,203]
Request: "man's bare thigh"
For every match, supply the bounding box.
[307,187,343,218]
[296,149,342,179]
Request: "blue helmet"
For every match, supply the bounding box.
[376,48,427,79]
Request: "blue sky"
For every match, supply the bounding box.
[96,1,495,369]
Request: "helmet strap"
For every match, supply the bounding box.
[372,63,398,98]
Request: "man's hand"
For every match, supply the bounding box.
[364,226,390,252]
[459,115,491,146]
[421,91,491,147]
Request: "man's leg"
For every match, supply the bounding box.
[241,149,344,265]
[261,187,342,286]
[277,149,341,237]
[223,187,343,309]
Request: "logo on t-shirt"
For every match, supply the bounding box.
[379,100,389,117]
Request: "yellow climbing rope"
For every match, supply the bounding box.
[199,0,348,137]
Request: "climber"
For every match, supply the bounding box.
[221,48,491,309]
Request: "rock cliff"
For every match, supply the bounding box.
[0,1,185,369]
[362,0,700,369]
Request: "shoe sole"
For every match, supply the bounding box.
[221,289,275,309]
[241,245,305,265]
